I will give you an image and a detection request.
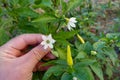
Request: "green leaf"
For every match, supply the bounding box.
[73,67,94,80]
[56,48,66,60]
[56,39,70,46]
[67,0,83,12]
[74,59,96,67]
[84,42,93,53]
[116,42,120,47]
[32,15,56,23]
[0,28,10,45]
[9,0,19,6]
[75,51,88,59]
[42,65,66,80]
[17,24,39,33]
[61,72,73,80]
[105,63,113,79]
[54,30,79,46]
[90,62,104,80]
[103,47,118,65]
[33,22,49,34]
[54,30,79,40]
[15,7,38,18]
[51,50,59,57]
[96,51,106,60]
[19,0,35,6]
[41,0,53,8]
[61,0,68,14]
[93,41,106,51]
[76,42,93,54]
[41,60,67,67]
[54,60,67,65]
[32,72,41,80]
[106,33,120,39]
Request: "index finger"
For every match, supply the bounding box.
[3,34,43,50]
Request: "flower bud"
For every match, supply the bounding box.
[91,51,97,55]
[77,34,85,44]
[67,45,73,68]
[73,77,78,80]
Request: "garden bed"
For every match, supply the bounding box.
[0,0,120,80]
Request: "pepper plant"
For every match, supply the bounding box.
[0,0,120,80]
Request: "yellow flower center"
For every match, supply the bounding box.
[46,40,50,44]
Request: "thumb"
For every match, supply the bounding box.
[19,44,50,70]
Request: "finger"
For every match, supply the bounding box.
[34,62,51,71]
[5,34,43,50]
[37,62,51,71]
[33,62,45,72]
[33,53,56,72]
[43,52,56,61]
[2,34,43,56]
[19,45,51,70]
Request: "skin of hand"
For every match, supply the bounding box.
[0,34,53,80]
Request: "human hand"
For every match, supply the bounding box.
[0,34,53,80]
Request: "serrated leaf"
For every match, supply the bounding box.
[90,62,104,80]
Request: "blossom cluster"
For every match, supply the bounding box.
[41,17,77,49]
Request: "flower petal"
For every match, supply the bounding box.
[67,23,72,30]
[48,34,52,39]
[69,22,76,28]
[41,41,46,45]
[41,34,55,49]
[44,45,48,49]
[70,17,77,23]
[42,35,47,40]
[51,40,56,43]
[49,43,53,49]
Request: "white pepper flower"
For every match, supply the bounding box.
[41,34,55,49]
[66,17,77,31]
